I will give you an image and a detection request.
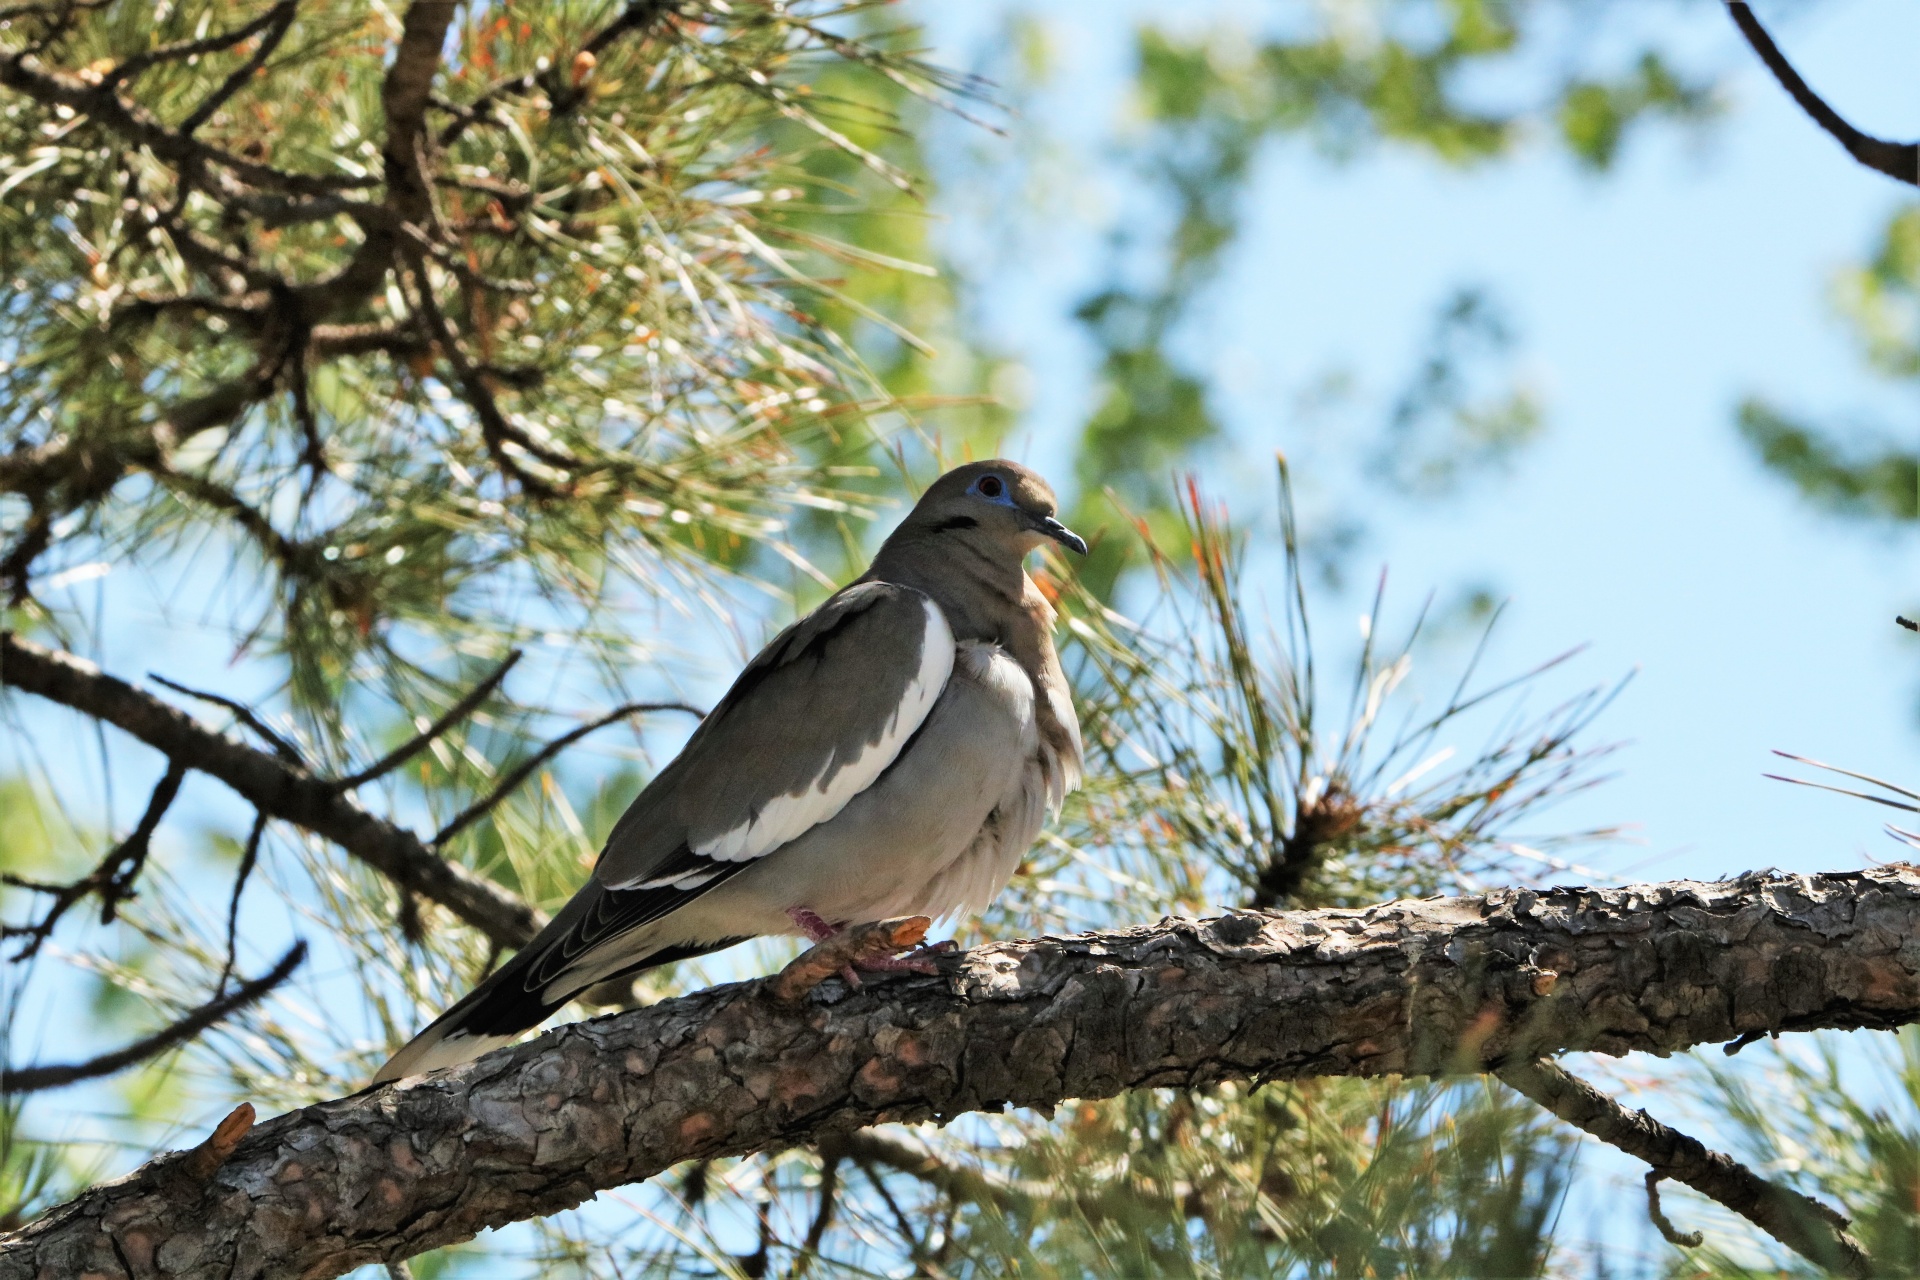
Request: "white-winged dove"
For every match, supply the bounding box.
[374,461,1086,1082]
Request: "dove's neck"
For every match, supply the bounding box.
[864,534,1030,647]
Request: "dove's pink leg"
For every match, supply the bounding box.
[786,907,837,943]
[784,907,948,986]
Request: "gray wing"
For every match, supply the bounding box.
[594,581,954,896]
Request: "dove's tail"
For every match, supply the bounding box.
[372,893,746,1084]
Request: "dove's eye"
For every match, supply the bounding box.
[970,474,1010,503]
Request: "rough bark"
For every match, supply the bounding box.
[9,867,1920,1279]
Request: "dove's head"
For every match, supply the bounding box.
[895,460,1087,564]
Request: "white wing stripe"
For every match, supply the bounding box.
[694,595,955,865]
[632,867,725,892]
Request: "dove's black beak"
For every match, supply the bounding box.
[1035,515,1088,556]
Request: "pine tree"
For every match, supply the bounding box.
[5,4,1908,1278]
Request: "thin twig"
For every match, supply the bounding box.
[1496,1058,1873,1277]
[331,650,522,790]
[436,0,676,146]
[0,0,113,21]
[105,2,295,88]
[792,1154,840,1277]
[814,1130,1019,1211]
[1645,1171,1705,1249]
[431,699,700,845]
[217,811,269,995]
[0,942,305,1093]
[1726,2,1919,186]
[402,252,569,495]
[1,759,187,959]
[176,0,299,136]
[148,673,306,765]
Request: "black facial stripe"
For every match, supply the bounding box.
[931,515,979,532]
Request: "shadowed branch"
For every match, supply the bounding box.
[331,651,523,791]
[1726,2,1918,186]
[430,697,702,846]
[0,943,305,1094]
[1495,1058,1872,1277]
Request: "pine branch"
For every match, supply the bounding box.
[101,2,297,90]
[8,868,1920,1279]
[1,760,186,959]
[0,632,542,947]
[1496,1059,1873,1277]
[174,1,299,137]
[0,45,370,196]
[435,0,676,147]
[0,375,268,598]
[330,650,522,791]
[0,943,304,1094]
[430,697,702,846]
[1726,2,1919,186]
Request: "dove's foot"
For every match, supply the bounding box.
[774,913,940,999]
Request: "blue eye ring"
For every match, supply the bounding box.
[968,473,1013,504]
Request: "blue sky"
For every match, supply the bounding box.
[926,0,1920,890]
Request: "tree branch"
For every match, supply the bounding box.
[1726,2,1919,186]
[435,0,676,148]
[402,250,575,495]
[430,697,702,846]
[1495,1059,1872,1277]
[0,942,304,1094]
[0,48,370,196]
[814,1130,1019,1213]
[379,0,455,225]
[1,760,186,959]
[0,632,542,947]
[7,867,1920,1279]
[174,0,299,137]
[0,374,268,600]
[331,650,522,791]
[147,674,306,766]
[103,2,296,90]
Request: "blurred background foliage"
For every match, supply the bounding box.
[1,0,1916,1276]
[1740,203,1920,524]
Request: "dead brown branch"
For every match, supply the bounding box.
[181,1104,257,1182]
